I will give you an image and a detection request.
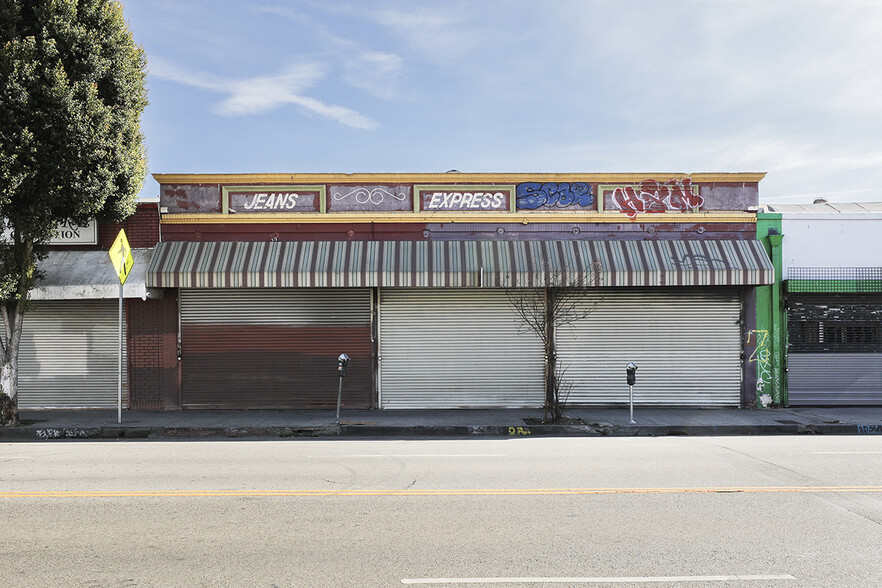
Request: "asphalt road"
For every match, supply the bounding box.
[2,436,881,587]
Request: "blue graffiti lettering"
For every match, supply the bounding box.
[517,182,595,210]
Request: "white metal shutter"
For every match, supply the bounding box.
[788,354,882,405]
[557,289,742,406]
[379,288,545,408]
[16,300,127,409]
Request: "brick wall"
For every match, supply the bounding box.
[99,201,160,249]
[126,294,179,410]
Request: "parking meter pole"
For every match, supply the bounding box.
[336,376,343,424]
[629,385,635,424]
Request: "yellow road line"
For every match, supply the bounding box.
[2,486,881,498]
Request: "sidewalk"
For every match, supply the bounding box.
[2,406,881,441]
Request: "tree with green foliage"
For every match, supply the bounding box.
[0,0,147,425]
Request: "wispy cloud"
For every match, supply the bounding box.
[149,57,378,129]
[343,51,404,100]
[369,7,483,61]
[257,4,406,100]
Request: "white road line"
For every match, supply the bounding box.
[400,575,797,585]
[813,451,882,454]
[339,454,507,458]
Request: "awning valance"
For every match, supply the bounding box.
[31,249,157,300]
[147,240,773,289]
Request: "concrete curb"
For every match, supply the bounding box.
[339,423,871,438]
[1,422,876,441]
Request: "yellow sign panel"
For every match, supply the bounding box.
[108,229,134,285]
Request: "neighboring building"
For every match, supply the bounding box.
[141,172,774,410]
[762,201,882,406]
[9,201,166,409]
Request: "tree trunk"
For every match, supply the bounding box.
[1,330,22,425]
[1,254,28,427]
[548,355,561,422]
[0,362,19,427]
[545,288,561,422]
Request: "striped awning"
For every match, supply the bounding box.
[147,240,774,289]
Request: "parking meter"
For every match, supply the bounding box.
[337,353,350,378]
[336,354,350,424]
[626,362,637,424]
[626,362,637,386]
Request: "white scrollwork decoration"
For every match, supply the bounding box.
[333,186,408,205]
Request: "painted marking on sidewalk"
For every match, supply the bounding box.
[1,486,880,498]
[400,574,797,584]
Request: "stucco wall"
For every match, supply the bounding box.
[780,214,882,279]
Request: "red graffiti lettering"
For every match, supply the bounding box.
[612,178,704,219]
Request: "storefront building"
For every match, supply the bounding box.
[9,202,169,409]
[144,173,775,410]
[763,201,882,406]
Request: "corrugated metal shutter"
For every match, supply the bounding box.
[786,295,882,405]
[379,289,545,408]
[557,288,742,406]
[787,354,882,405]
[16,301,127,409]
[180,288,372,409]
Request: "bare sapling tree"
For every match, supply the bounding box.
[505,260,603,422]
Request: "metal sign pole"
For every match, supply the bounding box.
[118,282,123,424]
[108,229,133,426]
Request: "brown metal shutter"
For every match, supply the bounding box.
[180,288,372,408]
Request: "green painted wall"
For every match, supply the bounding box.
[754,213,785,407]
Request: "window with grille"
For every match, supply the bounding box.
[788,296,882,353]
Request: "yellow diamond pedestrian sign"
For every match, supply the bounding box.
[109,229,134,285]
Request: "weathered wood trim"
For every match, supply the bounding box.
[160,212,758,224]
[154,172,767,185]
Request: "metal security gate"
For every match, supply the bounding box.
[15,300,126,409]
[787,295,882,405]
[556,288,742,406]
[180,288,372,408]
[787,355,882,405]
[379,289,545,408]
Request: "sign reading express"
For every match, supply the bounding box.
[417,185,514,212]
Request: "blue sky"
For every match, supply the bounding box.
[123,0,882,204]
